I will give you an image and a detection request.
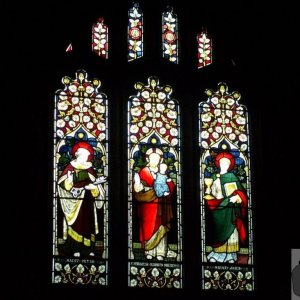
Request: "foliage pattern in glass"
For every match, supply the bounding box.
[199,83,254,291]
[197,32,212,69]
[92,18,108,59]
[128,3,143,61]
[128,76,182,288]
[53,70,109,285]
[162,7,178,64]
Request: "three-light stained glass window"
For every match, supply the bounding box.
[128,77,183,288]
[197,31,212,69]
[52,70,109,285]
[162,7,179,64]
[128,2,143,61]
[92,18,109,59]
[199,83,254,291]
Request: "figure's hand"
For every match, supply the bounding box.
[85,183,97,190]
[133,173,144,192]
[94,176,107,184]
[67,170,74,181]
[229,194,241,203]
[167,178,172,182]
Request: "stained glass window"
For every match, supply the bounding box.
[128,2,143,62]
[92,18,108,59]
[197,31,212,69]
[66,43,73,53]
[52,70,109,285]
[199,83,254,291]
[128,77,183,288]
[162,7,179,64]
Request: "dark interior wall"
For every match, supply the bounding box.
[7,0,299,298]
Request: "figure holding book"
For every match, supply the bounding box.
[204,152,247,263]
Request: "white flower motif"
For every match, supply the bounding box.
[145,120,152,127]
[155,112,161,117]
[201,113,211,122]
[82,107,88,112]
[239,134,247,142]
[241,144,247,151]
[158,93,166,100]
[170,128,178,136]
[99,133,106,140]
[226,110,232,118]
[64,116,70,122]
[76,264,84,274]
[237,272,244,280]
[72,97,79,104]
[95,104,105,113]
[87,122,94,129]
[144,103,151,110]
[229,133,236,140]
[130,266,138,275]
[245,272,252,279]
[54,275,61,283]
[138,121,143,127]
[226,284,232,290]
[59,92,67,100]
[151,268,159,278]
[142,126,149,133]
[72,115,79,121]
[85,86,94,94]
[160,127,167,135]
[99,277,106,285]
[211,97,219,105]
[152,281,159,288]
[225,271,232,280]
[216,126,222,133]
[130,136,138,143]
[173,268,180,277]
[167,110,177,119]
[130,8,141,18]
[171,138,178,146]
[148,111,153,117]
[214,109,221,116]
[55,263,62,271]
[204,270,211,278]
[157,103,165,111]
[201,131,209,139]
[156,121,163,128]
[164,13,175,23]
[246,283,252,291]
[130,125,139,133]
[140,268,146,276]
[97,122,106,131]
[225,127,232,133]
[224,118,230,124]
[57,119,65,128]
[227,98,235,106]
[130,279,137,287]
[142,91,150,99]
[84,98,91,106]
[198,47,211,59]
[204,282,211,289]
[129,40,142,52]
[202,103,210,112]
[83,115,90,122]
[74,106,80,112]
[57,129,64,138]
[98,265,106,273]
[64,264,71,273]
[236,116,246,125]
[131,107,141,116]
[212,132,219,139]
[173,281,180,288]
[164,44,176,56]
[58,101,68,111]
[164,269,171,277]
[69,84,77,93]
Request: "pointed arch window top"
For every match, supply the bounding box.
[128,2,143,61]
[162,7,179,64]
[92,18,109,59]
